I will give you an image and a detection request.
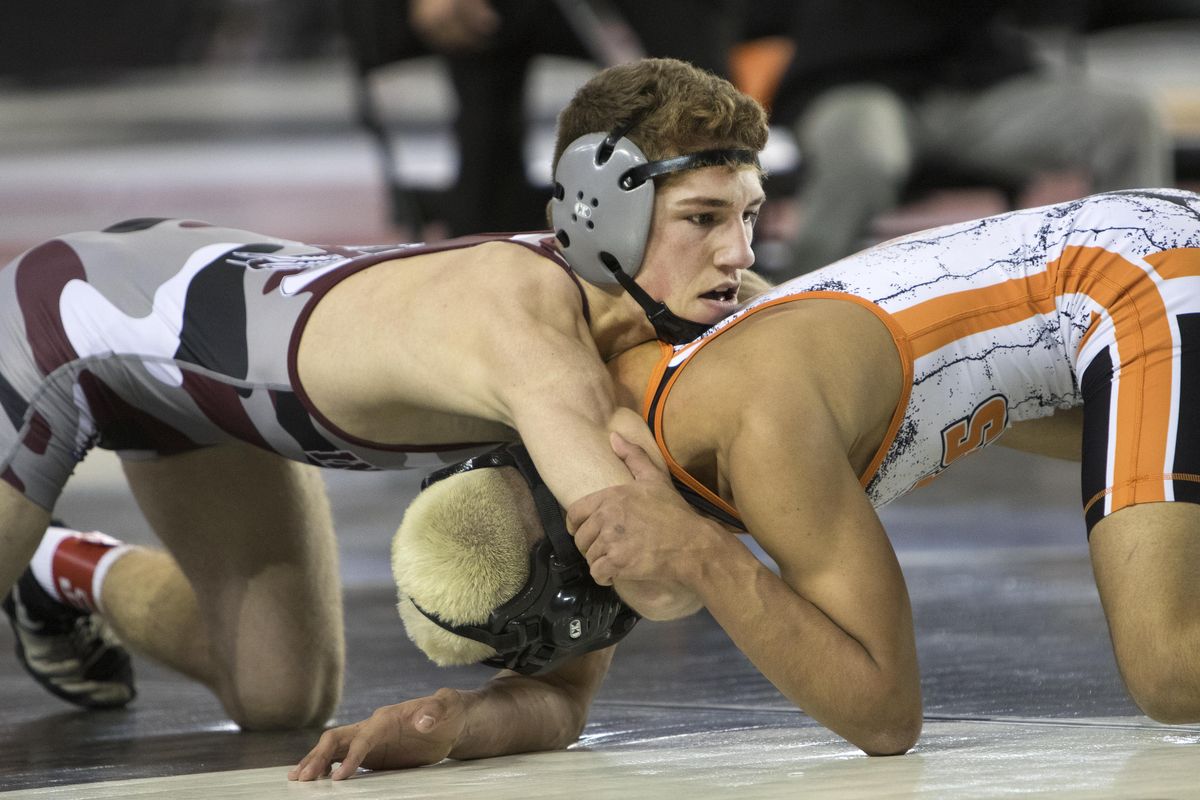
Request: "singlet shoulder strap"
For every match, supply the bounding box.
[642,340,747,531]
[673,479,745,531]
[504,232,591,324]
[641,292,837,530]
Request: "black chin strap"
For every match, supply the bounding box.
[599,252,712,344]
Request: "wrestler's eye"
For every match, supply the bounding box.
[689,213,715,226]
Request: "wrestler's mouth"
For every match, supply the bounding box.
[699,284,739,303]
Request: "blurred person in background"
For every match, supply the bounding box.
[764,0,1173,280]
[340,0,744,237]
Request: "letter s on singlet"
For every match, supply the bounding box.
[939,394,1008,468]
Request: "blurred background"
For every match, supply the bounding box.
[1,0,1198,275]
[0,0,1195,590]
[3,6,1200,792]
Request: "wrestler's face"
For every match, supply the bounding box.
[636,165,764,325]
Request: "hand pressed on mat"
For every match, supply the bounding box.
[288,688,467,781]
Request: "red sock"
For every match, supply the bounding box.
[29,526,130,613]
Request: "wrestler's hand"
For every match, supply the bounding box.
[568,433,720,595]
[287,688,467,781]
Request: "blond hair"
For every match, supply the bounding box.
[392,466,537,666]
[553,58,769,168]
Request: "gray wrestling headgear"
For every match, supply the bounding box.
[550,119,759,344]
[551,130,654,287]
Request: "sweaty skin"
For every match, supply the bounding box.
[286,167,766,778]
[298,165,765,621]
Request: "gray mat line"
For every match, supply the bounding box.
[596,700,1198,733]
[921,714,1200,732]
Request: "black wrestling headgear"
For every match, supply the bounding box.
[412,443,639,675]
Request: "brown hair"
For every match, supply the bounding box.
[553,58,769,168]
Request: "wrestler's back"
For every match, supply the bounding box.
[654,297,903,490]
[644,189,1200,518]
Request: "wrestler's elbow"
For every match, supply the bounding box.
[850,694,923,756]
[857,715,922,757]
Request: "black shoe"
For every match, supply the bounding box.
[2,567,135,709]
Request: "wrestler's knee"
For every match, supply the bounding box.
[1114,644,1200,724]
[222,650,343,731]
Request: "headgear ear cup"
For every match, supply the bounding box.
[551,132,656,285]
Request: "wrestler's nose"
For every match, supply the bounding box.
[715,220,755,273]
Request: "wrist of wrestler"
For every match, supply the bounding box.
[446,677,582,758]
[442,686,484,760]
[674,516,755,600]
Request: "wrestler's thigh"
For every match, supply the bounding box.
[120,442,343,725]
[1089,502,1200,706]
[0,481,53,597]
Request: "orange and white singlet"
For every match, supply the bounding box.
[647,189,1200,533]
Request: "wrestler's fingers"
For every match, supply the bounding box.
[330,735,371,781]
[589,553,616,586]
[286,758,314,782]
[285,755,314,782]
[415,712,436,733]
[566,491,605,533]
[610,432,669,483]
[295,734,343,777]
[414,694,455,732]
[289,728,350,781]
[570,513,604,555]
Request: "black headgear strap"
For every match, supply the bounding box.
[412,443,639,674]
[619,148,760,190]
[602,253,712,345]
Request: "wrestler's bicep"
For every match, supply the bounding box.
[729,410,916,665]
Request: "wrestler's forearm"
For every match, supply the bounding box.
[447,648,612,759]
[515,402,666,502]
[595,412,705,616]
[513,403,700,616]
[683,533,921,756]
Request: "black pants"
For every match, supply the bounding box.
[341,0,742,236]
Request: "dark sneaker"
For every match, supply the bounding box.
[2,567,135,709]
